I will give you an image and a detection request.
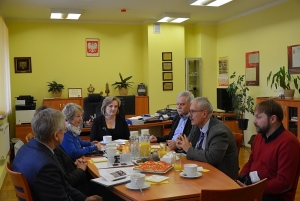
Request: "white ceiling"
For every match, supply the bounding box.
[0,0,286,25]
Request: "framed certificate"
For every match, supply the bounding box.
[163,82,173,91]
[163,72,173,81]
[68,88,82,98]
[162,52,172,61]
[162,62,172,71]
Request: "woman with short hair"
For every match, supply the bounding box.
[61,103,101,160]
[90,96,130,142]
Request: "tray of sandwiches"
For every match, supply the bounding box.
[133,160,173,174]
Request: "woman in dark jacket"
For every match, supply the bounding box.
[90,96,130,142]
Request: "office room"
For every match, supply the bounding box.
[0,0,300,200]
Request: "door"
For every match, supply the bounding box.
[185,58,202,97]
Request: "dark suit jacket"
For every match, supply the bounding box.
[156,115,192,142]
[54,145,89,195]
[12,139,86,201]
[187,116,239,180]
[90,114,130,141]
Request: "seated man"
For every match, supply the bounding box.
[12,108,102,201]
[176,97,239,180]
[237,99,300,201]
[150,91,194,151]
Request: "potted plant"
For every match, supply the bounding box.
[227,72,254,130]
[267,66,300,98]
[47,81,64,98]
[111,73,134,95]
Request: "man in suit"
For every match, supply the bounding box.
[150,91,194,151]
[12,108,102,201]
[176,97,239,180]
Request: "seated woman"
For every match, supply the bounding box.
[61,103,102,160]
[90,96,130,142]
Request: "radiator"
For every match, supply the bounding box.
[0,123,10,160]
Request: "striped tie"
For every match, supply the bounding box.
[196,131,205,149]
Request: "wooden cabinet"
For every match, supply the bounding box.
[213,112,243,134]
[43,98,83,111]
[257,97,300,140]
[135,96,149,116]
[15,124,33,143]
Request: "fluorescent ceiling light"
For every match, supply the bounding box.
[50,8,81,20]
[157,13,190,23]
[189,0,232,7]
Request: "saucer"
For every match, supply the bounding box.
[100,141,108,144]
[125,182,150,190]
[179,172,202,178]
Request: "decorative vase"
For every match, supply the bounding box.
[283,89,295,99]
[52,91,62,98]
[137,83,146,96]
[119,87,128,95]
[237,119,249,130]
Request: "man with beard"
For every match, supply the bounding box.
[150,91,194,151]
[237,99,300,201]
[176,97,238,180]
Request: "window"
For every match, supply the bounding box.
[0,17,12,119]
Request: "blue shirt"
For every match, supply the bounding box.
[171,115,188,141]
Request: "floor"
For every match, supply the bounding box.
[0,146,300,201]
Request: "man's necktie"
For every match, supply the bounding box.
[196,131,205,150]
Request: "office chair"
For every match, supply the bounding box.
[200,178,267,201]
[6,162,33,201]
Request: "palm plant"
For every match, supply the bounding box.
[111,73,134,89]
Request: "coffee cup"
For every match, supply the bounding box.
[106,142,117,148]
[184,164,198,177]
[104,146,117,156]
[130,173,145,189]
[103,135,112,143]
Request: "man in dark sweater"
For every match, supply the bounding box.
[237,99,300,201]
[150,91,194,151]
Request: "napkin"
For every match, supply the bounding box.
[90,158,108,163]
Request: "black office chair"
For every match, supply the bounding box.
[83,94,104,121]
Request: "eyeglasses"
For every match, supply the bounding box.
[176,103,186,106]
[189,109,204,114]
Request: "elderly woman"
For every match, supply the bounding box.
[90,96,130,142]
[61,103,101,160]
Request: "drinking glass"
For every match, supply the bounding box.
[159,142,167,158]
[139,135,150,158]
[174,153,182,171]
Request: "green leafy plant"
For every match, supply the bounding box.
[267,66,300,90]
[111,73,134,89]
[227,72,254,116]
[47,81,64,92]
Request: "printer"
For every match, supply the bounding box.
[15,95,36,124]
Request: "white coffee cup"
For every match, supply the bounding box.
[130,173,145,189]
[103,135,112,143]
[104,147,117,156]
[184,164,198,177]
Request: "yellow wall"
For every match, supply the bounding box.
[217,0,300,142]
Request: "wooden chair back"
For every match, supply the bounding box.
[233,133,243,154]
[6,162,33,201]
[25,133,34,143]
[200,178,267,201]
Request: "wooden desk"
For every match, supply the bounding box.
[87,156,239,201]
[82,120,172,137]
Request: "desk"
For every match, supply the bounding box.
[81,120,172,137]
[87,156,239,201]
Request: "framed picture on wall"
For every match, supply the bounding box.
[86,38,100,57]
[162,52,172,61]
[163,82,173,91]
[162,72,173,81]
[14,57,32,73]
[162,62,172,71]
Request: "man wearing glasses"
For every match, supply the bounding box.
[176,97,239,179]
[150,91,194,151]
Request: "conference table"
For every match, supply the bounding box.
[87,152,239,201]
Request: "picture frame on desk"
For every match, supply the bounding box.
[68,88,82,98]
[14,57,32,73]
